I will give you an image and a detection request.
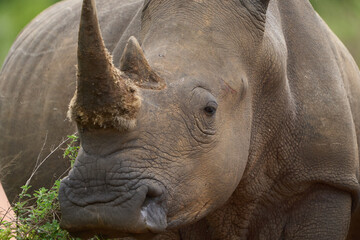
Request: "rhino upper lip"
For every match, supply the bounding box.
[60,180,168,236]
[62,173,167,207]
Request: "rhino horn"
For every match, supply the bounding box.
[120,36,166,90]
[68,0,141,131]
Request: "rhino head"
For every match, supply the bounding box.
[59,0,273,238]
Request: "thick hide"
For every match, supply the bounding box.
[0,0,360,239]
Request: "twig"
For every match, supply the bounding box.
[34,131,48,175]
[0,206,16,223]
[25,134,74,186]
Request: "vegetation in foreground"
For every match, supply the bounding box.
[0,134,103,240]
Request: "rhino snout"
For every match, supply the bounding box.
[59,178,167,238]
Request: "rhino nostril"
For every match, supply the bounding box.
[146,184,163,198]
[140,184,167,233]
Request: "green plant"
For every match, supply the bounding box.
[0,182,76,240]
[63,134,80,168]
[0,134,106,239]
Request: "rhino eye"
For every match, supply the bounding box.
[203,102,217,116]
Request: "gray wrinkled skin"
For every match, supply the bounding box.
[1,0,360,239]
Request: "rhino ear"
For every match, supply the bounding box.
[241,0,270,32]
[249,0,270,14]
[120,36,166,90]
[258,0,270,11]
[242,0,270,18]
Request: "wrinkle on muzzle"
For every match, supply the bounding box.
[59,181,168,237]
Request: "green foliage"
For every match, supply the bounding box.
[310,0,360,66]
[0,0,60,67]
[11,181,74,239]
[63,134,80,168]
[0,222,13,240]
[0,134,93,240]
[0,181,75,239]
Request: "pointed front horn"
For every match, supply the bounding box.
[68,0,141,130]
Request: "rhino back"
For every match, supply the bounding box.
[0,0,143,202]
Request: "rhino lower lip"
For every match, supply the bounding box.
[69,230,157,240]
[62,202,168,237]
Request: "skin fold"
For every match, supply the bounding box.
[0,0,359,239]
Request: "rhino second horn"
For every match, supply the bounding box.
[68,0,141,131]
[120,36,166,90]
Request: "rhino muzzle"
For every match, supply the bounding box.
[68,0,165,131]
[59,178,167,238]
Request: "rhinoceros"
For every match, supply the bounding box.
[1,0,360,239]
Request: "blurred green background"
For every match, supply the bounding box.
[0,0,359,67]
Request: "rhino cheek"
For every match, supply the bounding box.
[164,153,244,227]
[164,114,250,227]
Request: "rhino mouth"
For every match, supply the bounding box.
[59,177,168,238]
